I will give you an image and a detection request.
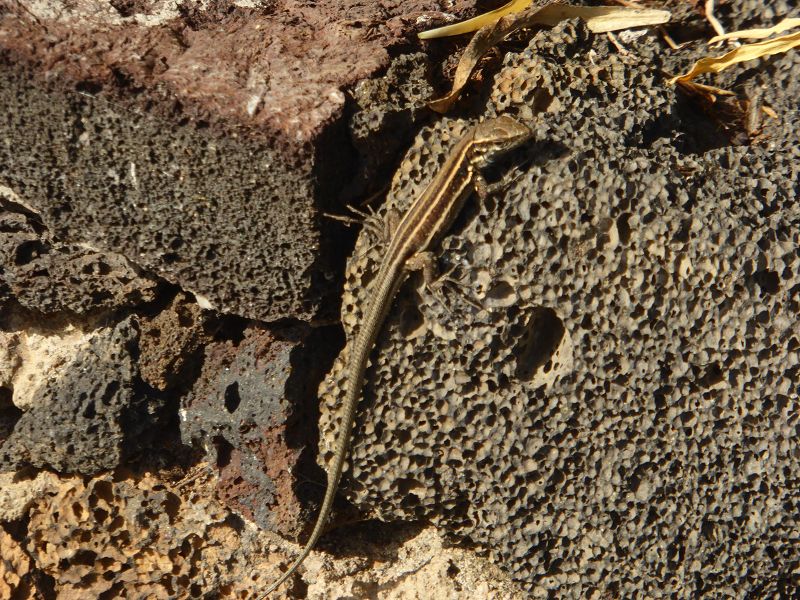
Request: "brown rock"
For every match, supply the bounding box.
[138,293,210,391]
[182,327,305,534]
[0,0,466,321]
[0,529,34,600]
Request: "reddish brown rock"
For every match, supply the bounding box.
[181,328,336,534]
[138,293,210,391]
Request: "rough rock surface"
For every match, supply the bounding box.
[0,0,473,321]
[24,470,270,599]
[347,52,437,199]
[0,529,35,600]
[0,187,159,314]
[0,315,164,474]
[319,18,800,599]
[181,326,313,535]
[4,466,516,599]
[138,293,210,391]
[0,470,62,522]
[1,0,799,598]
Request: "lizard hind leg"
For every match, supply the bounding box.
[324,202,391,244]
[406,251,482,315]
[356,205,401,247]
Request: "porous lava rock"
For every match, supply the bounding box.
[0,529,34,600]
[10,468,517,599]
[182,327,307,534]
[23,471,277,599]
[0,316,164,474]
[0,0,473,321]
[138,293,210,392]
[0,187,158,315]
[319,20,800,597]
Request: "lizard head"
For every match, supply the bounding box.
[469,115,533,166]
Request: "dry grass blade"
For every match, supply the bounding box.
[704,0,726,37]
[669,31,800,84]
[534,5,670,33]
[427,9,528,113]
[708,17,800,43]
[420,2,670,39]
[427,3,670,113]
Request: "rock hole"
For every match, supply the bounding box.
[224,382,241,413]
[75,80,104,96]
[93,507,109,524]
[163,491,181,524]
[72,549,98,566]
[617,213,632,245]
[0,388,21,442]
[92,480,114,504]
[177,309,194,327]
[533,88,556,113]
[14,239,46,265]
[513,308,566,382]
[82,400,96,419]
[108,515,124,532]
[100,381,119,406]
[753,270,780,295]
[446,561,460,578]
[398,302,425,339]
[698,363,724,388]
[215,436,234,469]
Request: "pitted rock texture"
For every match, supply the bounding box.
[318,19,800,598]
[0,0,475,321]
[0,529,34,600]
[0,188,158,314]
[0,61,332,322]
[2,467,519,599]
[0,315,164,474]
[347,52,436,199]
[23,470,278,599]
[0,470,62,522]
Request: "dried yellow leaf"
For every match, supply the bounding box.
[426,3,670,112]
[418,0,531,39]
[669,31,800,84]
[530,5,671,34]
[418,2,670,39]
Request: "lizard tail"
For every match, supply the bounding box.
[261,259,402,597]
[260,401,357,597]
[259,470,339,597]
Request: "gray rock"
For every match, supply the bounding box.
[0,316,163,473]
[320,20,800,597]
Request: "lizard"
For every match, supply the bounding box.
[262,114,533,596]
